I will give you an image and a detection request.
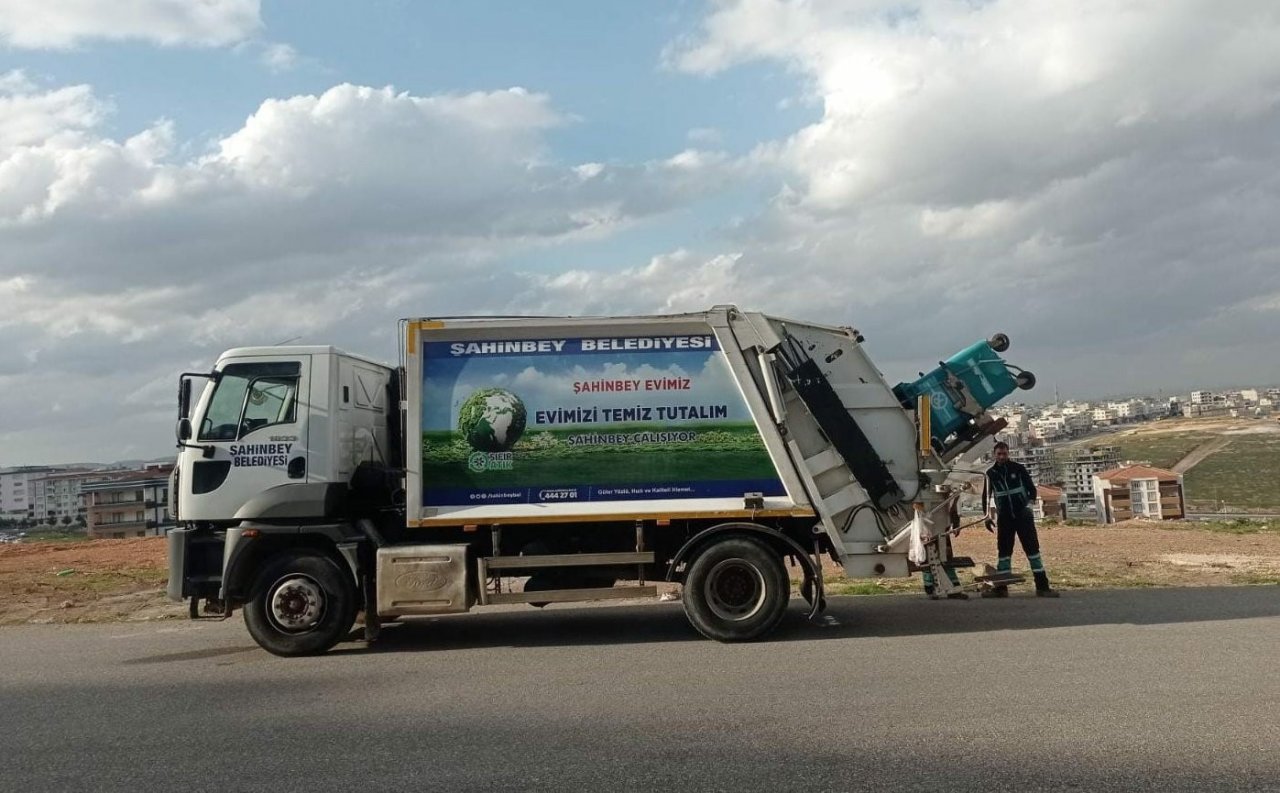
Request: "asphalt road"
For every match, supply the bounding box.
[3,587,1279,792]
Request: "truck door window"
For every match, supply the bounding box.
[198,362,302,441]
[240,377,298,436]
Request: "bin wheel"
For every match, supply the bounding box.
[988,333,1010,353]
[1016,371,1037,390]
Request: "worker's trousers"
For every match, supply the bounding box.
[995,509,1051,592]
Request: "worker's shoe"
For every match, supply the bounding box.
[981,586,1009,598]
[1036,588,1060,598]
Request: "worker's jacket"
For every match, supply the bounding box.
[982,460,1038,522]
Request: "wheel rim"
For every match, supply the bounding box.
[266,574,326,634]
[703,559,767,622]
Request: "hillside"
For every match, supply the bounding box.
[1065,418,1280,512]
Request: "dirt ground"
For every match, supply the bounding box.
[3,521,1279,624]
[0,538,180,625]
[958,519,1280,586]
[822,519,1280,596]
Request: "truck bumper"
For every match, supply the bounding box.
[167,526,226,603]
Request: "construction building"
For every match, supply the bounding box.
[1056,445,1121,513]
[1010,446,1058,487]
[1093,465,1186,523]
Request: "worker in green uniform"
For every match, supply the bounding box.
[981,441,1059,598]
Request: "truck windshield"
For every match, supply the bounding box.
[198,361,302,441]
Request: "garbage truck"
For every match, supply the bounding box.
[167,305,1034,655]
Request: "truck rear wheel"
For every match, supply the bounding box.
[243,550,356,657]
[682,536,790,642]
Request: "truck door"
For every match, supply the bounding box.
[181,356,311,521]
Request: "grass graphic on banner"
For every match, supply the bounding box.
[422,423,777,488]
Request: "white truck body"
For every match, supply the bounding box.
[403,308,923,578]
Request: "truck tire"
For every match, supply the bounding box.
[682,536,790,642]
[243,550,357,657]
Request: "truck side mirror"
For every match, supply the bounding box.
[179,378,192,419]
[176,417,193,442]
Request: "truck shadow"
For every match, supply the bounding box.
[339,585,1280,653]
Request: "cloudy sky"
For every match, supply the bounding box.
[2,0,1278,464]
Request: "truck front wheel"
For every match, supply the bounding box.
[682,536,790,642]
[243,550,357,657]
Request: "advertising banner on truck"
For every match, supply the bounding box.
[421,334,786,507]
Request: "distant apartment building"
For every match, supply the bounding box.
[83,465,175,539]
[31,469,101,523]
[1059,404,1089,421]
[1063,412,1095,436]
[32,468,153,524]
[1028,416,1066,441]
[1057,445,1122,512]
[1182,403,1232,419]
[1000,413,1031,442]
[1093,465,1186,523]
[0,466,55,520]
[1105,400,1147,422]
[1239,389,1259,404]
[1190,390,1213,405]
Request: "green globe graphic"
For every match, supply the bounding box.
[458,388,527,452]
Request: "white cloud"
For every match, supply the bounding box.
[0,71,105,152]
[656,0,1280,389]
[527,250,746,316]
[259,42,300,73]
[6,2,1280,463]
[0,0,261,49]
[687,127,723,145]
[0,78,735,462]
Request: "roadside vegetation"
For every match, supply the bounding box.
[1183,435,1280,511]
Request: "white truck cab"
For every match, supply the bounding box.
[175,346,395,524]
